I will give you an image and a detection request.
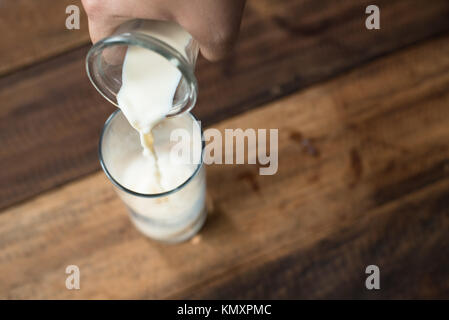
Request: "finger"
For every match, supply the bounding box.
[82,0,170,43]
[174,0,246,61]
[82,0,168,65]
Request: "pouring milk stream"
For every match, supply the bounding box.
[115,22,196,194]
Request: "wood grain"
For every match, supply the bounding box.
[1,0,449,211]
[0,0,89,76]
[1,34,448,299]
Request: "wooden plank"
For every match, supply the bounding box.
[1,0,449,211]
[1,34,449,299]
[0,0,89,76]
[0,47,116,211]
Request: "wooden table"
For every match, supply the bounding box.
[1,0,449,299]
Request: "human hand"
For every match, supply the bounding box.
[81,0,246,61]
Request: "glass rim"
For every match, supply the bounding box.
[99,109,205,198]
[86,32,198,117]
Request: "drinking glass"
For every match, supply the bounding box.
[86,19,199,117]
[99,110,207,243]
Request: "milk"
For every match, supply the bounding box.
[116,115,201,194]
[116,20,192,157]
[106,113,206,242]
[106,21,206,242]
[116,45,182,192]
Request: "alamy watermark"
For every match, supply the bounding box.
[167,122,278,175]
[65,265,80,290]
[365,5,380,30]
[65,5,80,30]
[67,4,380,31]
[365,265,380,290]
